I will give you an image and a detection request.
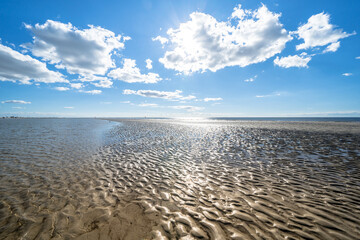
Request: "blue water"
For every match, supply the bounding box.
[209,117,360,122]
[107,117,360,122]
[0,118,119,168]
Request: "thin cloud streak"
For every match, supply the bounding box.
[256,92,282,98]
[2,100,31,104]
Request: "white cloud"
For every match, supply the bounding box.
[171,105,204,112]
[274,54,311,68]
[70,83,83,89]
[0,43,66,84]
[92,79,113,88]
[120,101,131,104]
[108,59,162,83]
[25,20,127,76]
[159,4,292,74]
[356,56,360,59]
[244,75,257,82]
[181,95,197,100]
[78,75,113,88]
[295,13,354,51]
[204,97,222,102]
[145,59,153,69]
[100,101,112,104]
[2,100,31,104]
[256,92,282,98]
[342,73,352,76]
[123,89,196,101]
[79,75,108,82]
[79,89,102,94]
[323,41,340,53]
[64,106,74,109]
[54,86,70,91]
[138,103,158,107]
[152,36,169,46]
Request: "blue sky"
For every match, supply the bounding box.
[0,0,359,117]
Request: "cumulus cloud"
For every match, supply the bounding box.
[2,100,31,104]
[25,20,127,76]
[342,73,352,76]
[123,89,196,101]
[274,54,311,68]
[159,4,292,74]
[79,89,102,94]
[145,59,153,69]
[92,79,113,88]
[0,43,66,84]
[295,13,355,51]
[152,36,169,46]
[78,75,108,82]
[70,83,83,89]
[54,86,70,91]
[204,97,222,102]
[108,59,162,83]
[78,75,113,88]
[170,105,203,112]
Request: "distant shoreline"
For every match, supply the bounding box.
[2,116,360,123]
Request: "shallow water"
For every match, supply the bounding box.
[1,118,360,239]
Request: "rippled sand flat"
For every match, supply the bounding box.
[1,119,360,239]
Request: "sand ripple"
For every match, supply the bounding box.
[1,119,360,239]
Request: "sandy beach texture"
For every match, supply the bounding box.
[0,118,360,239]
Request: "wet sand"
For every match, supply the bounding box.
[1,118,360,239]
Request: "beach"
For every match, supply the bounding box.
[0,118,360,239]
